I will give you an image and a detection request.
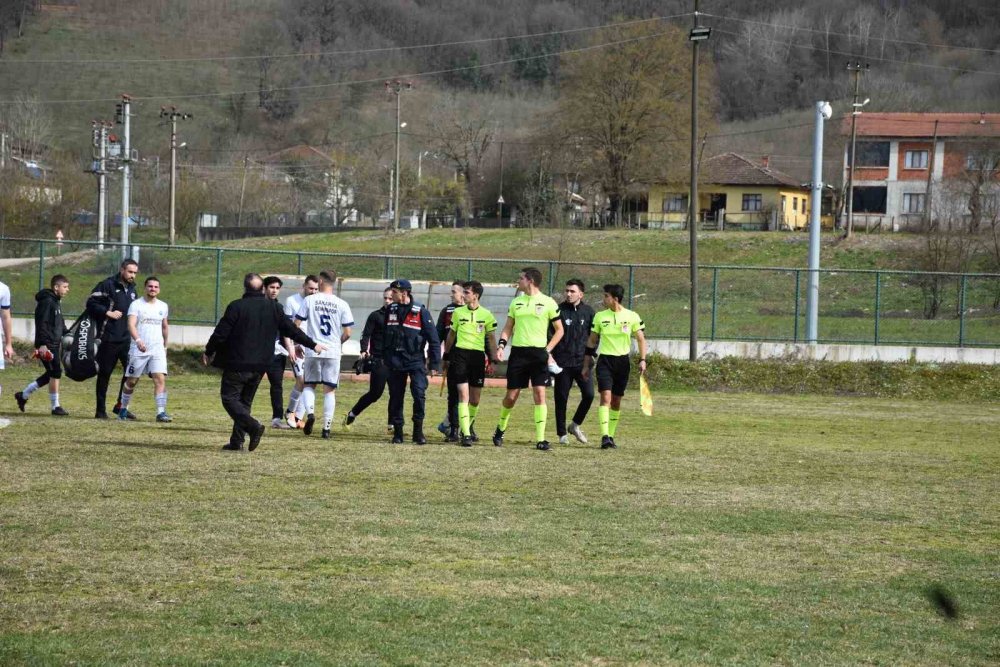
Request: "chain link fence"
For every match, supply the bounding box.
[2,238,998,347]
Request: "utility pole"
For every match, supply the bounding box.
[117,95,132,253]
[92,120,111,251]
[845,62,868,238]
[385,80,412,232]
[237,155,249,227]
[1,131,6,169]
[807,101,833,344]
[160,107,191,246]
[497,140,504,221]
[688,1,711,362]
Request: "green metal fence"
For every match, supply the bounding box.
[2,237,998,347]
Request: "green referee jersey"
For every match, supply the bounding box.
[592,307,645,356]
[451,304,497,351]
[507,292,560,348]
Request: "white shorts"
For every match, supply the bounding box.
[127,353,168,377]
[303,357,341,388]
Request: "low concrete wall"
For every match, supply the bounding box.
[9,317,998,365]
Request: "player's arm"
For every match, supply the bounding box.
[1,308,12,359]
[161,316,169,349]
[340,326,352,344]
[128,312,146,353]
[496,316,514,362]
[582,331,599,379]
[635,329,647,374]
[444,328,456,355]
[485,330,499,364]
[546,318,564,354]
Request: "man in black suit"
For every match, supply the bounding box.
[203,273,325,452]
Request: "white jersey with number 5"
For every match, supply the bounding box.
[296,292,353,359]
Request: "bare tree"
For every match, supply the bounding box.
[0,94,52,161]
[426,95,497,215]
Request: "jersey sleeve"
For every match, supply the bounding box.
[0,284,10,309]
[163,302,170,320]
[450,309,461,332]
[283,296,297,319]
[633,314,645,334]
[127,299,141,317]
[295,298,309,321]
[486,311,498,332]
[547,298,560,322]
[507,299,517,319]
[341,303,355,327]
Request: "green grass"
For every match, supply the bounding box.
[3,229,999,346]
[0,365,997,665]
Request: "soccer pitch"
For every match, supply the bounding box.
[1,370,997,665]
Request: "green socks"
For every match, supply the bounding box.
[599,405,610,436]
[534,404,547,442]
[498,405,513,431]
[458,402,471,436]
[609,409,621,437]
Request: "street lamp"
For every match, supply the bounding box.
[385,80,412,232]
[806,101,833,344]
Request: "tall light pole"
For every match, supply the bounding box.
[688,2,711,362]
[386,80,412,232]
[117,95,132,253]
[845,62,868,238]
[160,106,191,246]
[807,101,833,344]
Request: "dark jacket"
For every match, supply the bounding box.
[34,288,67,349]
[86,274,138,343]
[383,300,441,372]
[360,305,389,359]
[436,303,459,360]
[205,291,319,372]
[551,301,596,368]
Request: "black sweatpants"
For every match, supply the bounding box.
[95,338,129,414]
[264,354,287,420]
[349,358,390,418]
[553,365,594,437]
[220,369,264,447]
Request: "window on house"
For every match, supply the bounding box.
[902,193,926,214]
[904,150,929,169]
[850,141,891,167]
[852,186,887,213]
[967,153,1000,172]
[742,194,763,211]
[781,195,787,211]
[661,193,688,213]
[792,197,798,212]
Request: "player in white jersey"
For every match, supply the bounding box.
[294,269,353,439]
[119,276,171,422]
[284,274,319,428]
[0,280,13,399]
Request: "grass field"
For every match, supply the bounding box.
[1,367,997,665]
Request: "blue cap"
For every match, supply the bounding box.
[390,279,412,291]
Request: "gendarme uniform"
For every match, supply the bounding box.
[504,292,560,389]
[449,304,497,388]
[592,307,645,396]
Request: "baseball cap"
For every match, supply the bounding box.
[389,279,412,291]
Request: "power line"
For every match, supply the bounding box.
[0,27,682,105]
[702,12,1000,56]
[0,13,691,65]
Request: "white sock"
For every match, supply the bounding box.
[286,388,301,415]
[155,392,167,414]
[323,391,336,429]
[303,386,316,415]
[49,392,60,409]
[296,391,307,419]
[23,381,39,398]
[120,392,133,410]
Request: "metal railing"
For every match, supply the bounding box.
[2,237,998,347]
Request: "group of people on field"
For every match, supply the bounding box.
[0,259,173,423]
[0,263,647,453]
[203,265,646,453]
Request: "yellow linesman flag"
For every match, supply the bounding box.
[639,373,653,417]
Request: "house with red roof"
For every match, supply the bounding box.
[843,112,1000,229]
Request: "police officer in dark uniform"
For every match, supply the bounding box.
[551,278,596,445]
[383,279,441,444]
[343,286,394,428]
[86,258,139,419]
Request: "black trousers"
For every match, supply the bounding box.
[553,365,594,436]
[264,354,286,419]
[221,369,264,447]
[350,358,390,418]
[387,366,428,426]
[445,365,459,426]
[95,338,129,413]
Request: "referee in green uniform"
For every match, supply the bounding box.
[444,280,499,447]
[583,284,647,449]
[493,267,564,450]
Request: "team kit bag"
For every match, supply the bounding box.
[60,312,101,381]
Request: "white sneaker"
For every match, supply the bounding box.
[285,412,298,429]
[272,417,291,429]
[547,361,563,374]
[568,422,588,444]
[558,435,569,445]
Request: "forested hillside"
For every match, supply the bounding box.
[0,0,998,238]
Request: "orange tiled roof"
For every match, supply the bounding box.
[845,112,1000,138]
[699,153,804,189]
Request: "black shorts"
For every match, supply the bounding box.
[450,347,486,387]
[41,356,63,379]
[596,354,630,395]
[505,346,549,389]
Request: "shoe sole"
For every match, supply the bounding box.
[303,415,315,435]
